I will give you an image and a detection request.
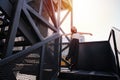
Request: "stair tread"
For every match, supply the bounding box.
[60,69,118,77]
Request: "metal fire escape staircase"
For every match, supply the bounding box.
[0,0,120,80]
[0,0,72,80]
[59,29,120,80]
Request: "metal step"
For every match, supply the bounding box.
[58,70,119,80]
[12,53,40,75]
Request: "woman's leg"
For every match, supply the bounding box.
[71,39,79,70]
[65,40,74,60]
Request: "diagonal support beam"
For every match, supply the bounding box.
[23,5,44,41]
[19,18,39,44]
[43,0,57,27]
[0,33,60,66]
[25,4,57,32]
[5,0,24,57]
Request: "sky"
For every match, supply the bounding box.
[60,0,120,41]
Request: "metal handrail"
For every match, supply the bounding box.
[113,27,120,32]
[110,27,120,55]
[112,27,120,54]
[108,29,120,75]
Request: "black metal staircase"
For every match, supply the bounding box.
[59,41,119,80]
[58,29,120,80]
[0,0,120,80]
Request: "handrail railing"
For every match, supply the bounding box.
[113,27,120,32]
[112,27,120,55]
[108,29,120,76]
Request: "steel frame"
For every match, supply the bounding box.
[0,0,72,80]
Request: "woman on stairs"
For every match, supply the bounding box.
[63,26,92,70]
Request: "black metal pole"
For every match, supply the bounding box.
[111,30,120,76]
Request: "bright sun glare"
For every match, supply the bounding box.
[60,0,120,41]
[73,0,113,41]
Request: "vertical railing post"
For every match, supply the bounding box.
[59,35,62,72]
[112,30,120,76]
[71,0,73,27]
[109,29,120,76]
[39,45,45,80]
[5,0,24,57]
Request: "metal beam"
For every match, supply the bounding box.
[0,33,60,66]
[43,0,57,27]
[25,4,57,32]
[39,0,43,15]
[19,18,39,44]
[39,45,45,80]
[5,0,24,57]
[23,5,44,41]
